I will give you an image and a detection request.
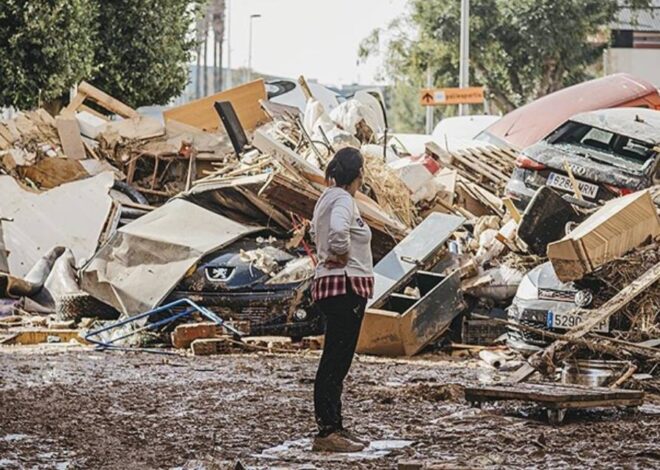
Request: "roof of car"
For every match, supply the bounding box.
[569,107,660,144]
[477,73,659,148]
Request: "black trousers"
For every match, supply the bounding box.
[313,287,366,437]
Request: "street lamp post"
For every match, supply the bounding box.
[226,0,232,89]
[247,13,262,82]
[458,0,470,116]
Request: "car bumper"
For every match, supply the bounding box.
[507,297,577,351]
[166,288,323,337]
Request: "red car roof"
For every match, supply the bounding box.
[479,73,660,149]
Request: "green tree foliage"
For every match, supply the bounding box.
[0,0,98,110]
[0,0,202,111]
[92,0,200,108]
[360,0,652,132]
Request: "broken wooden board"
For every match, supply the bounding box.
[547,189,660,282]
[465,382,643,410]
[164,79,268,132]
[65,81,139,119]
[566,260,660,339]
[5,329,88,345]
[55,116,86,160]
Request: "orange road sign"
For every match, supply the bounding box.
[420,87,485,106]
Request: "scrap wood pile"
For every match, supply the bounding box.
[587,243,660,342]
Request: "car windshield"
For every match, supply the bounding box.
[547,121,658,171]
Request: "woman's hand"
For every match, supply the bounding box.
[324,252,349,269]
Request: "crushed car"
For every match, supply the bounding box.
[166,231,323,339]
[506,108,660,209]
[506,261,630,353]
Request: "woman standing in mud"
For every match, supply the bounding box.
[310,147,374,453]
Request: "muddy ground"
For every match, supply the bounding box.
[1,345,659,469]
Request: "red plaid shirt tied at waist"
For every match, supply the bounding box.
[312,275,374,302]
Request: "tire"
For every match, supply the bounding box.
[56,293,120,321]
[112,181,149,205]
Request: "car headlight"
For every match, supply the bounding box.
[265,257,315,285]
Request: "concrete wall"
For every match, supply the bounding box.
[604,48,660,87]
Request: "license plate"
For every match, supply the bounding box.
[547,172,599,199]
[547,310,609,333]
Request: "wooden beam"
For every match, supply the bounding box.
[502,197,521,223]
[62,91,88,117]
[78,81,139,118]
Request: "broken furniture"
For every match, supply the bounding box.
[547,189,660,282]
[164,79,268,132]
[465,382,644,425]
[425,141,518,196]
[356,213,466,356]
[358,270,463,356]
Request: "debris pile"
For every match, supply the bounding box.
[1,74,659,411]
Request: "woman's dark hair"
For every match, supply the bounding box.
[325,147,364,186]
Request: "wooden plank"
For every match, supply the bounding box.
[451,151,502,185]
[78,81,139,118]
[502,197,522,223]
[62,91,88,116]
[465,383,643,404]
[462,148,511,181]
[164,79,268,132]
[55,115,86,160]
[8,329,88,345]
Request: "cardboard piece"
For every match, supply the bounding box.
[548,189,660,282]
[164,79,268,132]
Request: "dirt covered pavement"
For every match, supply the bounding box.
[1,347,659,469]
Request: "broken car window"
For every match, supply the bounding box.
[548,121,658,170]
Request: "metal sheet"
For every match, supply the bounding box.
[0,172,114,277]
[80,198,260,316]
[368,213,464,308]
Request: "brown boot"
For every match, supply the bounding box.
[312,432,365,453]
[338,429,369,446]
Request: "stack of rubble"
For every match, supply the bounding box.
[0,73,658,391]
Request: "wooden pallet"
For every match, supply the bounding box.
[465,382,644,424]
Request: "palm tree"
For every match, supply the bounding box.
[195,0,225,98]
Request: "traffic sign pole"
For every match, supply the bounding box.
[425,66,434,134]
